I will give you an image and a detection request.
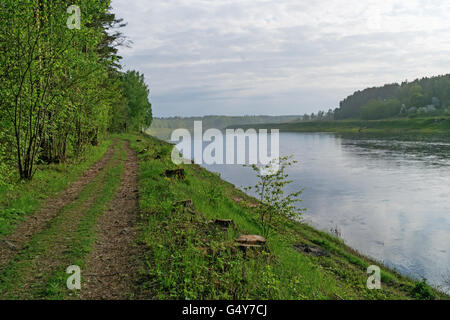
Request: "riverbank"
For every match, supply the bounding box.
[124,133,449,299]
[232,117,450,138]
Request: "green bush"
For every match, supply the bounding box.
[410,279,435,300]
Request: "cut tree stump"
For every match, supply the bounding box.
[174,199,194,210]
[235,234,267,251]
[236,234,266,245]
[173,199,198,215]
[212,219,234,228]
[164,168,185,180]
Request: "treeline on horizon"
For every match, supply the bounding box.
[330,74,450,121]
[150,115,301,130]
[0,1,152,183]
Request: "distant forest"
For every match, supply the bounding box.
[152,74,450,133]
[150,115,301,130]
[331,74,450,120]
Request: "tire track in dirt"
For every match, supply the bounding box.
[0,143,123,299]
[80,140,141,300]
[0,144,116,267]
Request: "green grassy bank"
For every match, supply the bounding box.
[123,133,448,300]
[232,117,450,137]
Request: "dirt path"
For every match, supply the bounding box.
[0,145,115,267]
[81,141,141,300]
[0,139,143,300]
[8,169,114,299]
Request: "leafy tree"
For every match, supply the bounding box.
[0,1,152,180]
[360,99,402,120]
[118,70,152,132]
[334,74,450,119]
[245,156,304,237]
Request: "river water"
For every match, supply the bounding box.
[175,131,450,290]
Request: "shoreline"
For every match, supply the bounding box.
[126,133,449,299]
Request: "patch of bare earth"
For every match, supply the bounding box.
[0,145,116,267]
[81,141,141,300]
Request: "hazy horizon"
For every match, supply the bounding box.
[111,0,450,117]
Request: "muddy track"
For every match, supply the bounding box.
[81,141,141,300]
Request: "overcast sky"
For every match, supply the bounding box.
[111,0,450,117]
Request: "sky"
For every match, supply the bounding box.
[111,0,450,117]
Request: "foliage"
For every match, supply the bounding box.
[410,279,436,300]
[244,156,304,237]
[361,99,402,120]
[0,1,152,180]
[115,70,152,132]
[334,74,450,120]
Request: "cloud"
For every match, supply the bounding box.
[111,0,450,116]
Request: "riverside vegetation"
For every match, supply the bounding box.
[124,133,448,299]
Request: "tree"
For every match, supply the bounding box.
[118,70,152,132]
[245,156,304,237]
[0,1,150,180]
[317,110,325,120]
[0,0,86,178]
[326,109,334,120]
[360,99,402,120]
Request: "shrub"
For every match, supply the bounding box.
[410,279,435,300]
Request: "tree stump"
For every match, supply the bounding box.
[212,219,234,228]
[235,234,267,252]
[164,168,185,180]
[173,199,194,210]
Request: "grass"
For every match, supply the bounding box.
[121,133,449,300]
[0,139,112,238]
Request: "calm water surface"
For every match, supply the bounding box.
[183,132,450,290]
